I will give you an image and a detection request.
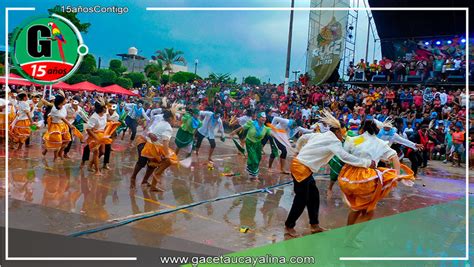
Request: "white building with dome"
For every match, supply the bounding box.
[116,47,147,73]
[117,47,188,74]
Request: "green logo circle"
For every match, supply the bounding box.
[11,14,87,85]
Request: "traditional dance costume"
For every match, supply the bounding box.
[137,118,178,168]
[175,112,201,153]
[103,109,120,166]
[267,116,313,160]
[375,122,418,150]
[10,100,32,144]
[43,106,71,150]
[338,132,415,212]
[243,119,271,177]
[86,113,109,151]
[124,103,149,141]
[236,115,251,140]
[195,111,224,151]
[116,105,128,135]
[285,131,371,229]
[0,100,15,138]
[64,103,88,154]
[81,112,120,164]
[328,156,343,182]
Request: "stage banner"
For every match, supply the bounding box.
[307,0,349,85]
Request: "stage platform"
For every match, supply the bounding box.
[346,80,470,88]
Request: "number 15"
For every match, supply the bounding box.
[31,65,46,77]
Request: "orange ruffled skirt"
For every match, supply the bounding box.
[87,121,121,151]
[43,121,71,150]
[136,135,178,168]
[0,113,7,138]
[338,164,414,212]
[10,119,31,144]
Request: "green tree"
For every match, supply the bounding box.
[161,74,170,85]
[208,72,232,83]
[115,77,133,89]
[244,76,261,86]
[87,75,102,86]
[171,71,201,83]
[125,72,145,87]
[149,79,160,87]
[97,69,117,86]
[155,48,186,74]
[67,74,89,84]
[8,27,20,44]
[144,63,163,81]
[48,5,91,33]
[0,64,4,76]
[78,54,97,74]
[206,86,221,102]
[10,67,21,76]
[109,59,127,75]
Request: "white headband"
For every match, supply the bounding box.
[111,104,117,110]
[72,100,79,105]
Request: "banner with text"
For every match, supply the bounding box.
[306,0,349,85]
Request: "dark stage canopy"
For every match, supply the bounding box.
[368,0,470,40]
[367,0,471,59]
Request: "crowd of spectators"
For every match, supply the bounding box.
[4,74,470,168]
[348,54,468,82]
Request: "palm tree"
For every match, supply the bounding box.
[207,72,231,83]
[144,62,163,81]
[155,48,186,75]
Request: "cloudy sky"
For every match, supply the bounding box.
[1,0,380,83]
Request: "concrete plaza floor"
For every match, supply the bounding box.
[0,129,472,253]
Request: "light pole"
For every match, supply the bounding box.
[292,70,300,88]
[284,0,295,95]
[365,16,372,63]
[194,59,199,75]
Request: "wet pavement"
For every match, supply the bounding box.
[0,129,472,252]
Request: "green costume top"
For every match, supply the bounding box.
[180,113,202,134]
[243,120,271,143]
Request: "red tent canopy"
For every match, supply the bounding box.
[102,84,138,96]
[69,81,102,92]
[0,73,38,87]
[52,81,76,91]
[9,74,25,79]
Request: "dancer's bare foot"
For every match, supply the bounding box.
[42,149,47,156]
[280,170,290,175]
[249,175,260,182]
[130,179,136,190]
[150,186,165,192]
[310,224,327,234]
[63,154,70,159]
[103,164,110,170]
[141,182,150,188]
[284,227,300,238]
[94,170,103,176]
